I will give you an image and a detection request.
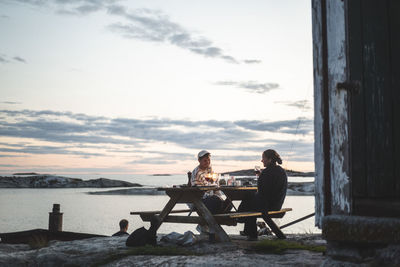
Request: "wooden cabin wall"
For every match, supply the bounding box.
[313,0,400,227]
[312,0,352,227]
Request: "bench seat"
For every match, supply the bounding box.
[133,208,292,228]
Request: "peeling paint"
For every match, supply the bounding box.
[313,0,351,223]
[326,0,351,214]
[312,0,325,228]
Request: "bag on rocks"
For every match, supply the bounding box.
[160,231,198,246]
[126,227,156,247]
[126,216,159,247]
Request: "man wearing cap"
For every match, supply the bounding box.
[190,150,225,215]
[189,150,232,235]
[191,150,213,186]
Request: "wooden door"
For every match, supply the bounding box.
[348,0,400,217]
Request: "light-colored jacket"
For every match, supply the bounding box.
[191,166,212,186]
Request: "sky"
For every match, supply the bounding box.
[0,0,314,175]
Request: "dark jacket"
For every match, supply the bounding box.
[112,231,129,237]
[256,164,288,211]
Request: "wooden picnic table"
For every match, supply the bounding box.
[131,186,291,242]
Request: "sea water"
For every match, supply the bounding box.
[0,174,319,236]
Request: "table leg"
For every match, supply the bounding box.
[261,213,286,239]
[223,198,237,212]
[154,194,180,231]
[192,198,230,242]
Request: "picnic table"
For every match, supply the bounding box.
[131,186,291,242]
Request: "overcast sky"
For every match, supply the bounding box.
[0,0,313,175]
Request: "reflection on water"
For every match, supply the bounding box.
[0,175,319,236]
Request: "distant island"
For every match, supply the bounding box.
[0,174,141,188]
[151,174,172,176]
[12,172,39,176]
[221,169,314,177]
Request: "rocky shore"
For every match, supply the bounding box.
[0,175,141,188]
[0,234,326,266]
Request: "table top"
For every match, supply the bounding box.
[157,186,257,192]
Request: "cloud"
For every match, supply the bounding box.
[13,56,27,63]
[0,166,136,174]
[126,151,195,165]
[0,109,313,144]
[6,0,259,64]
[106,6,240,63]
[0,109,313,162]
[13,0,47,5]
[0,145,104,157]
[129,158,179,165]
[1,15,10,19]
[1,101,22,105]
[12,0,119,15]
[214,81,280,94]
[243,59,262,64]
[214,155,260,162]
[0,54,27,64]
[235,117,313,135]
[0,55,9,63]
[282,100,312,111]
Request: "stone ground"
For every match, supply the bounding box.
[0,234,326,266]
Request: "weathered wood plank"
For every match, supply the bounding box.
[347,0,367,198]
[222,208,292,218]
[139,208,292,226]
[363,0,394,197]
[268,208,293,214]
[158,186,218,192]
[192,198,230,242]
[130,209,191,215]
[327,0,351,214]
[141,214,205,224]
[312,0,329,227]
[389,0,400,197]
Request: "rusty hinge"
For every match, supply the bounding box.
[336,80,361,94]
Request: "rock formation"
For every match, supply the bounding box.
[0,175,141,188]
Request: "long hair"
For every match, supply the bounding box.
[263,149,282,165]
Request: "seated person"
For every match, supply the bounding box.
[190,150,225,214]
[112,219,129,236]
[238,149,288,240]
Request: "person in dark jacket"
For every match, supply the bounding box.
[112,219,129,237]
[238,149,288,240]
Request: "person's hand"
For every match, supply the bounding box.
[254,166,261,176]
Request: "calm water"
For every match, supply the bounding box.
[0,174,320,236]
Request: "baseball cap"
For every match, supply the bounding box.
[197,150,210,158]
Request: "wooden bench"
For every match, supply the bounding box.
[131,208,292,239]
